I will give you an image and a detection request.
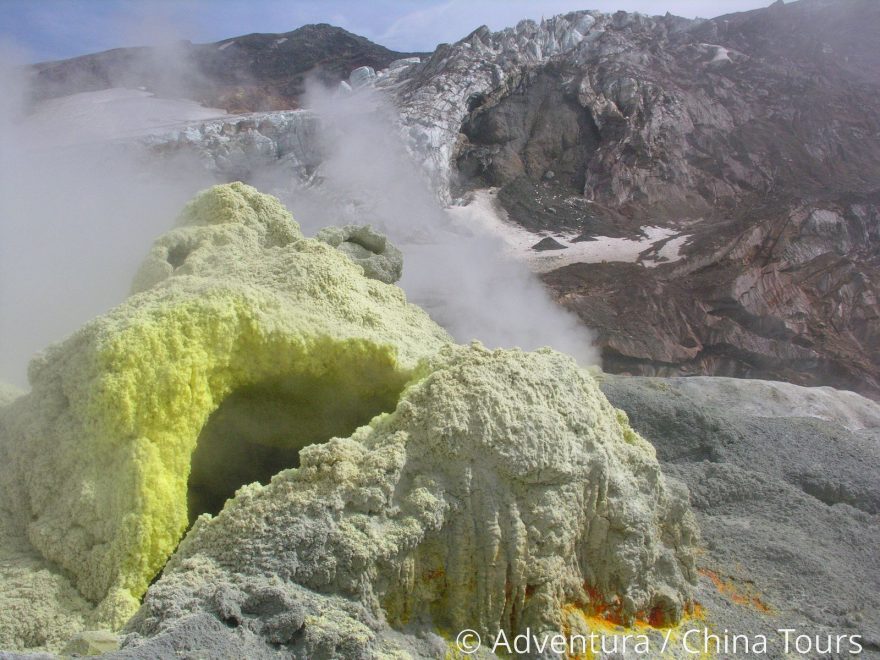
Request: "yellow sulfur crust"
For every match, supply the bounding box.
[0,183,450,646]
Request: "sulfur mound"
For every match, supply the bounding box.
[0,183,698,656]
[316,224,404,284]
[121,344,698,658]
[0,182,451,650]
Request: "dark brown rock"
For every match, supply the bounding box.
[531,237,567,251]
[544,197,880,398]
[441,0,880,397]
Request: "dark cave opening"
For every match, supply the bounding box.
[166,243,191,269]
[187,363,408,524]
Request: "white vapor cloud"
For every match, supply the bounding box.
[0,42,218,387]
[254,84,599,366]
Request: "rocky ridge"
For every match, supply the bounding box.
[386,0,880,397]
[117,0,880,396]
[30,24,423,112]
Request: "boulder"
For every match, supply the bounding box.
[316,224,403,283]
[532,236,568,251]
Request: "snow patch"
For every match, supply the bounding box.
[217,41,235,51]
[658,235,689,260]
[449,189,689,273]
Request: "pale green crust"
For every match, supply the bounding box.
[316,224,404,284]
[127,344,699,656]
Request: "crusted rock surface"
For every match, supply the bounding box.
[601,374,880,656]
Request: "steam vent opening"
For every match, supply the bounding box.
[187,361,408,524]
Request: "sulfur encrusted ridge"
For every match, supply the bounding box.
[0,183,697,656]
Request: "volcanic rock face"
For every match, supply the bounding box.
[0,184,698,655]
[388,0,880,396]
[545,198,880,395]
[397,1,880,212]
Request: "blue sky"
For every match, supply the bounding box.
[3,0,779,62]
